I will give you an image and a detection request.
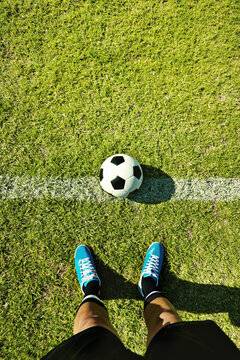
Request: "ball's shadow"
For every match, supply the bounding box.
[128,165,175,204]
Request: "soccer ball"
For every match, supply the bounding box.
[99,154,143,198]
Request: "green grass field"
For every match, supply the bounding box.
[1,0,239,358]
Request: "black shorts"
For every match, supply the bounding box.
[41,320,239,360]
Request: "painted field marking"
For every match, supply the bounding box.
[0,176,239,203]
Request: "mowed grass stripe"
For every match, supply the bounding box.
[0,176,239,202]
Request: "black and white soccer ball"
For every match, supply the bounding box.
[99,154,143,198]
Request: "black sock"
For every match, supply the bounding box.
[142,276,158,297]
[142,276,163,310]
[76,280,107,313]
[83,280,100,297]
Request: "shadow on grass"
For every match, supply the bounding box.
[93,255,240,326]
[128,165,175,204]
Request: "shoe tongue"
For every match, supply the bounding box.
[83,274,96,283]
[143,273,151,277]
[143,272,157,280]
[83,277,96,288]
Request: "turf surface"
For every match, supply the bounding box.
[1,0,239,358]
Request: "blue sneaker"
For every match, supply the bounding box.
[138,242,164,297]
[75,245,101,295]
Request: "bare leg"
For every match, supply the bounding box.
[144,297,182,347]
[73,301,120,340]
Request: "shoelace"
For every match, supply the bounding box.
[142,254,159,279]
[78,257,98,283]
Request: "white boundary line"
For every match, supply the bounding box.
[0,176,239,202]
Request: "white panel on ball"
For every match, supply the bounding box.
[100,177,114,193]
[112,189,128,198]
[123,154,140,167]
[102,162,118,180]
[117,162,134,179]
[125,176,142,193]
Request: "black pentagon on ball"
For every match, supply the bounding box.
[133,165,142,179]
[111,156,125,166]
[99,168,104,181]
[111,176,125,190]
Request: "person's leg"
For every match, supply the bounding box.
[144,296,181,347]
[138,243,181,347]
[73,301,120,339]
[74,245,120,339]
